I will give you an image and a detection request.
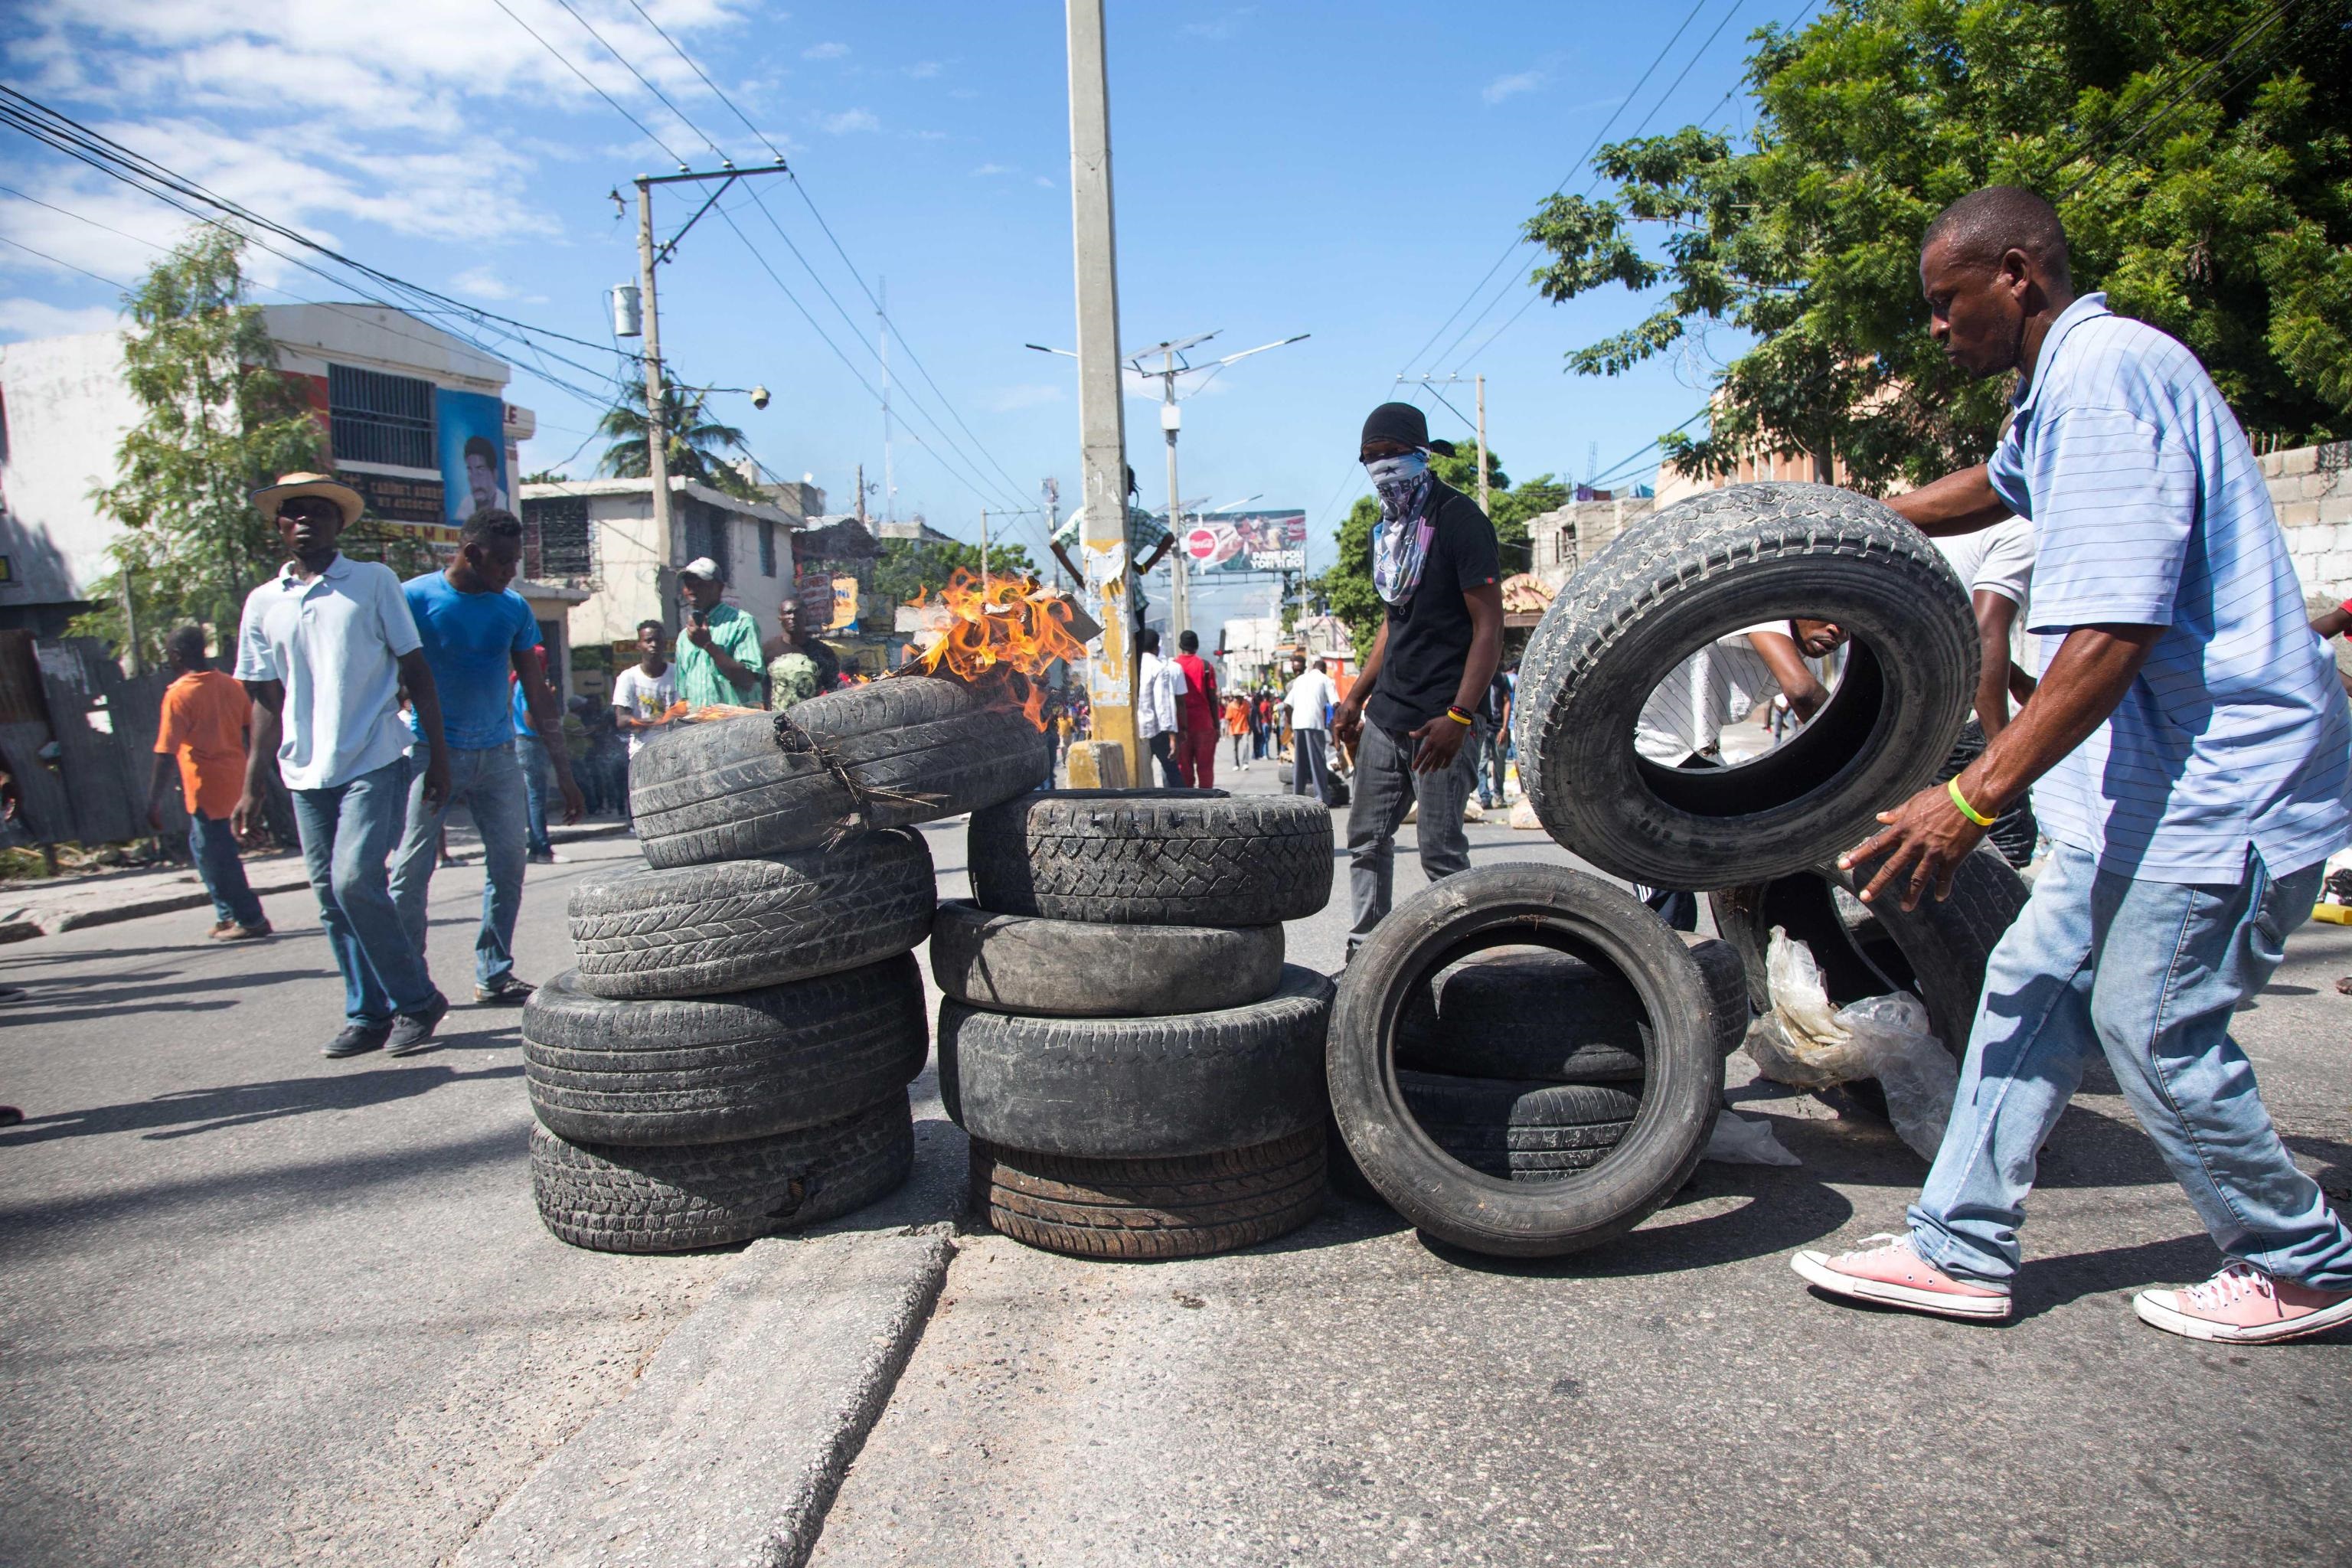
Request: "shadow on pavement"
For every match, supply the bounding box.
[0,1058,523,1145]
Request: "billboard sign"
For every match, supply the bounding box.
[1164,510,1307,573]
[435,388,508,526]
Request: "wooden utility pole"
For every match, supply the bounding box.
[1067,0,1138,774]
[1475,374,1491,519]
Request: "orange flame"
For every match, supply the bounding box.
[906,567,1089,730]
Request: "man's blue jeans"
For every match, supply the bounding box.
[289,756,443,1027]
[388,743,528,989]
[1910,841,2352,1291]
[187,809,263,927]
[514,736,554,855]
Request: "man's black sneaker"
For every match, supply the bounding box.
[475,974,535,1005]
[385,994,451,1057]
[323,1024,390,1058]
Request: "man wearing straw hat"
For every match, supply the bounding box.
[234,473,452,1059]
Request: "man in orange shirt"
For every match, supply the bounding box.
[147,623,270,940]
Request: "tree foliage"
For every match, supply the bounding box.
[871,537,1039,608]
[598,381,760,498]
[1524,0,2352,492]
[1311,444,1566,655]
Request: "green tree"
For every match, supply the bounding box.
[1524,0,2352,492]
[1310,445,1564,654]
[871,537,1039,608]
[69,227,332,662]
[598,381,760,498]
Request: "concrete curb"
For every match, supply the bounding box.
[454,1223,956,1568]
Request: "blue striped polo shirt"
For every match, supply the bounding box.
[1987,292,2352,881]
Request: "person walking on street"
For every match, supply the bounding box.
[1135,628,1186,787]
[1790,186,2352,1344]
[510,665,560,862]
[1330,403,1504,957]
[387,508,582,1006]
[1282,658,1338,804]
[147,623,270,941]
[1172,630,1220,788]
[671,557,764,709]
[1474,663,1514,810]
[234,473,451,1059]
[1226,691,1250,770]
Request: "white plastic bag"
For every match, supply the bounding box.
[1702,1109,1802,1166]
[1740,927,1957,1161]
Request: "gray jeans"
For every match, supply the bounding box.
[1347,720,1477,953]
[1290,727,1333,802]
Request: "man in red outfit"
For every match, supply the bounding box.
[1173,629,1220,788]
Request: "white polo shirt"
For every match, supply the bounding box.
[1934,514,2037,675]
[235,553,423,790]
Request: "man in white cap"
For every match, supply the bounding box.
[672,557,764,709]
[233,473,452,1059]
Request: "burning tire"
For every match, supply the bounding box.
[929,899,1283,1017]
[968,790,1334,925]
[970,1127,1326,1260]
[566,829,935,999]
[531,1096,913,1254]
[939,965,1334,1159]
[629,677,1050,871]
[523,956,928,1147]
[1514,482,1977,889]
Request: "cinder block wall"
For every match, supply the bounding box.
[2265,442,2352,605]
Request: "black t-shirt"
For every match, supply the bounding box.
[1366,482,1501,733]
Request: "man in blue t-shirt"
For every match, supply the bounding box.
[387,508,583,1004]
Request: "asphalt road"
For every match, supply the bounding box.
[6,760,2349,1567]
[0,823,740,1566]
[812,760,2352,1568]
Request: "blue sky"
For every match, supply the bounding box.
[0,0,1805,633]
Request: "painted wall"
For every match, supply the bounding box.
[0,329,141,620]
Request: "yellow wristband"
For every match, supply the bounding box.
[1445,707,1475,726]
[1947,777,1997,828]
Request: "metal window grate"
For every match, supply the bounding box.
[759,519,776,577]
[328,363,435,470]
[521,497,593,581]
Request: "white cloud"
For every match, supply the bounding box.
[820,108,878,135]
[0,297,123,341]
[1033,175,1054,189]
[906,60,941,79]
[802,41,848,60]
[971,163,1013,177]
[1483,70,1544,105]
[1183,10,1252,41]
[984,383,1064,413]
[450,265,546,305]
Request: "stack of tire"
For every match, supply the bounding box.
[521,678,1050,1253]
[932,789,1336,1260]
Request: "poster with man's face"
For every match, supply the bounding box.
[436,389,508,524]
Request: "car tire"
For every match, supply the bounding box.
[1515,482,1978,889]
[523,956,928,1146]
[1399,1071,1638,1182]
[531,1095,913,1253]
[929,900,1283,1017]
[939,965,1334,1158]
[1328,864,1720,1258]
[972,1127,1326,1260]
[630,678,1050,870]
[968,789,1334,925]
[567,829,935,999]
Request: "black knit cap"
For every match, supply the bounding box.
[1360,401,1455,456]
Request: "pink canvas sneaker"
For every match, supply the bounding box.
[2132,1262,2352,1344]
[1791,1233,2012,1321]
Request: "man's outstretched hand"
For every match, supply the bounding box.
[1839,782,1987,910]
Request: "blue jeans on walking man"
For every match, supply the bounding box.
[187,809,263,928]
[514,735,554,856]
[388,742,530,991]
[1909,841,2352,1291]
[289,756,443,1027]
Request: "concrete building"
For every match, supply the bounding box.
[517,476,819,679]
[0,302,534,636]
[1523,495,1659,592]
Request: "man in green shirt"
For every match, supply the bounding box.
[672,556,764,708]
[765,594,839,712]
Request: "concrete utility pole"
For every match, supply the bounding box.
[1162,351,1185,642]
[635,178,673,605]
[1041,477,1061,587]
[979,508,989,597]
[1475,374,1491,519]
[854,462,867,529]
[1067,0,1138,773]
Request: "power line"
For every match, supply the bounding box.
[0,230,129,291]
[2057,0,2301,202]
[487,0,687,168]
[544,0,730,163]
[621,0,789,163]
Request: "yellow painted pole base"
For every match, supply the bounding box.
[1064,740,1131,790]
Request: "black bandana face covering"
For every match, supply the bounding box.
[1368,452,1434,604]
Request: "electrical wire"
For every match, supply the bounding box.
[621,0,789,164]
[487,0,687,168]
[544,0,730,163]
[2056,0,2300,203]
[0,230,132,291]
